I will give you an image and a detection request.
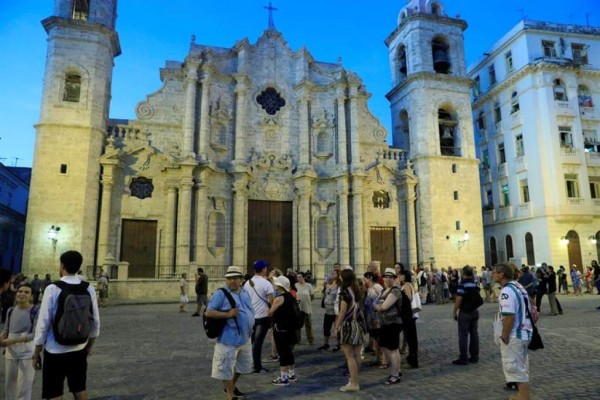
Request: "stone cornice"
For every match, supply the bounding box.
[385,14,467,47]
[42,16,121,57]
[386,72,472,101]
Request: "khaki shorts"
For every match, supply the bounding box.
[211,341,252,381]
[500,337,530,383]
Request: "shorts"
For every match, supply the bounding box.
[368,328,381,341]
[211,341,252,381]
[323,313,336,337]
[196,294,207,306]
[99,289,108,300]
[42,349,87,399]
[379,323,402,350]
[500,338,530,383]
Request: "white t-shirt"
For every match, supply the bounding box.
[244,276,274,319]
[179,278,187,294]
[295,282,314,314]
[499,282,533,340]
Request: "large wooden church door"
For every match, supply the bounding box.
[566,230,583,272]
[370,227,396,274]
[120,219,157,278]
[247,201,293,272]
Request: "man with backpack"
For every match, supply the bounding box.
[452,266,483,365]
[416,265,428,304]
[206,266,255,400]
[33,250,100,400]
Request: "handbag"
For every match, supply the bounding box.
[410,288,422,313]
[528,324,544,351]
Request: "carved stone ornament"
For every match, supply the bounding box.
[130,177,154,199]
[248,173,293,201]
[136,102,155,120]
[372,190,390,209]
[373,128,387,141]
[312,109,334,129]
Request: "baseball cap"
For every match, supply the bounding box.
[253,260,270,271]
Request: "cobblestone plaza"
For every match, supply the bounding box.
[2,294,598,399]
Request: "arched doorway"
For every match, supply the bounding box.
[505,235,514,260]
[566,230,583,272]
[525,233,535,266]
[490,237,498,266]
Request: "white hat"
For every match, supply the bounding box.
[272,275,290,292]
[383,267,397,277]
[224,266,243,278]
[341,265,353,271]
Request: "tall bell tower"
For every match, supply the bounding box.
[23,0,120,275]
[386,0,484,267]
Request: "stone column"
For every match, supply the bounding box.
[194,181,208,264]
[97,164,115,265]
[336,89,347,165]
[182,63,199,156]
[176,179,193,268]
[352,176,365,273]
[198,71,211,160]
[298,96,310,165]
[232,176,248,267]
[337,179,350,265]
[163,185,178,272]
[406,191,418,270]
[295,177,313,269]
[234,76,249,162]
[348,84,360,166]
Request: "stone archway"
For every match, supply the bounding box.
[566,230,583,272]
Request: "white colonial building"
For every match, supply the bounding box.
[22,0,484,298]
[469,20,600,270]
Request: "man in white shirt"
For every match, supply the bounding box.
[493,262,533,400]
[243,260,274,374]
[33,250,101,400]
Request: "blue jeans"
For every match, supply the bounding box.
[251,317,270,371]
[457,310,479,361]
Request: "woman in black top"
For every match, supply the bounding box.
[398,269,419,368]
[269,276,298,386]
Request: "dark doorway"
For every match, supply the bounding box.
[120,219,157,278]
[566,230,583,272]
[247,200,293,273]
[370,227,396,274]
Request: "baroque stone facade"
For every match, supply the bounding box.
[23,0,485,282]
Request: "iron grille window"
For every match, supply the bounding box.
[256,87,285,115]
[130,177,154,199]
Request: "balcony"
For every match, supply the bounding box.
[510,111,521,128]
[567,198,584,206]
[517,203,532,218]
[560,147,581,164]
[514,155,527,172]
[483,209,496,224]
[593,199,600,207]
[481,168,492,182]
[498,205,513,220]
[580,106,598,120]
[585,151,600,167]
[555,100,575,117]
[497,163,508,177]
[494,121,503,136]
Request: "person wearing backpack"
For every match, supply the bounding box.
[206,266,255,400]
[1,282,39,400]
[452,266,483,366]
[32,250,100,400]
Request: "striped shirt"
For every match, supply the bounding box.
[499,282,532,340]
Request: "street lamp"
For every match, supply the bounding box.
[560,236,569,246]
[48,225,60,248]
[458,230,470,249]
[590,236,598,244]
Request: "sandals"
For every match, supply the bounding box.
[385,375,401,385]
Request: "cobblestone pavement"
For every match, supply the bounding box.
[2,293,599,399]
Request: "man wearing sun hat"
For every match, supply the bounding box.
[243,260,275,374]
[206,266,255,400]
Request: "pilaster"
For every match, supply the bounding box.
[232,175,249,267]
[199,69,212,160]
[337,178,350,265]
[182,62,199,156]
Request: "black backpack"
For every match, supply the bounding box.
[290,297,305,330]
[53,281,94,345]
[203,288,238,339]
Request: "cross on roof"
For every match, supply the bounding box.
[264,2,278,30]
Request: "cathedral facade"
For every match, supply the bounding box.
[23,0,484,284]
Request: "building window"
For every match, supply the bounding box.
[488,64,497,86]
[520,179,530,203]
[542,40,557,57]
[490,237,498,265]
[553,79,567,101]
[454,191,459,200]
[501,183,510,206]
[72,0,90,21]
[397,45,408,79]
[486,189,493,208]
[578,85,593,108]
[60,164,68,174]
[476,111,486,132]
[506,235,514,259]
[525,233,535,266]
[510,91,520,114]
[130,177,154,199]
[452,164,458,173]
[63,73,81,102]
[482,149,490,170]
[565,174,579,198]
[455,221,461,230]
[505,51,514,72]
[559,126,573,148]
[584,130,599,152]
[515,134,524,157]
[590,178,600,199]
[432,37,451,74]
[498,142,506,164]
[438,108,459,156]
[473,76,481,97]
[571,43,588,65]
[256,87,286,115]
[494,102,502,123]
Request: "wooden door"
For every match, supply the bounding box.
[247,201,293,272]
[120,219,157,278]
[370,227,396,274]
[566,230,583,272]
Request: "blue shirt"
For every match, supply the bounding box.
[207,286,255,346]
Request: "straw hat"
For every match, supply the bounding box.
[224,266,243,278]
[383,267,397,277]
[272,275,290,292]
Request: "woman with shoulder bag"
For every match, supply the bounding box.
[398,269,419,368]
[374,268,403,385]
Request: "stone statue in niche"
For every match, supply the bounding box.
[372,190,390,209]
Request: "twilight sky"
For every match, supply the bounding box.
[0,0,596,167]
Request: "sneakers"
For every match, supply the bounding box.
[317,344,330,351]
[262,355,279,363]
[288,374,297,382]
[452,359,469,365]
[272,377,290,386]
[191,312,200,317]
[222,387,246,397]
[253,367,270,374]
[468,357,479,364]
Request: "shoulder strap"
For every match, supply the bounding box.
[29,305,39,333]
[249,278,270,308]
[6,306,15,333]
[219,288,240,334]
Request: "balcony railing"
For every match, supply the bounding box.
[483,209,496,224]
[567,198,584,206]
[518,203,532,218]
[497,163,508,177]
[586,152,600,166]
[515,155,527,171]
[498,205,513,219]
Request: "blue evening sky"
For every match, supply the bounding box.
[0,0,596,167]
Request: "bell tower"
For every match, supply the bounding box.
[386,0,484,267]
[23,0,120,275]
